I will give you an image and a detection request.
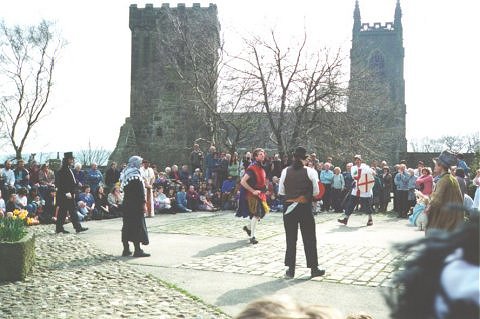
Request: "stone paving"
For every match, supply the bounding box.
[176,213,405,287]
[0,226,229,319]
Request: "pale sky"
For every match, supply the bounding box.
[1,0,479,155]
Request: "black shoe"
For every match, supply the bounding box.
[311,268,326,278]
[250,237,258,245]
[76,227,88,233]
[56,229,69,234]
[367,219,373,226]
[122,250,132,257]
[243,226,251,237]
[133,250,150,257]
[285,267,295,279]
[337,217,348,225]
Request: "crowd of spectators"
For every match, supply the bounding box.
[0,146,478,225]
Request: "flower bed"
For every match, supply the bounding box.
[0,209,36,282]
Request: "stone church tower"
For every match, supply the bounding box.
[110,3,220,165]
[347,0,407,164]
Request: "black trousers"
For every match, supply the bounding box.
[331,188,343,212]
[56,200,81,232]
[283,202,318,269]
[397,190,409,216]
[321,184,332,211]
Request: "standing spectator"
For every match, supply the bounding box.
[121,155,150,257]
[331,167,345,213]
[176,185,191,212]
[86,163,103,195]
[269,154,282,181]
[204,145,216,181]
[456,153,470,177]
[73,162,86,188]
[454,168,467,198]
[140,160,155,217]
[380,166,393,212]
[186,185,200,211]
[320,162,334,211]
[426,150,464,233]
[228,152,240,181]
[394,164,409,218]
[241,151,252,171]
[190,143,204,173]
[416,167,434,196]
[342,162,354,210]
[217,153,229,188]
[1,160,16,198]
[105,162,120,191]
[472,169,480,210]
[14,159,30,191]
[413,161,425,177]
[179,165,191,186]
[309,153,320,166]
[407,168,418,210]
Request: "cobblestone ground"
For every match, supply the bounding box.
[175,213,405,287]
[0,226,229,319]
[150,212,336,240]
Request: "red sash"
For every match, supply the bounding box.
[246,163,267,202]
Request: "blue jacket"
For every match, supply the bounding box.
[176,191,187,207]
[320,170,334,185]
[221,179,236,193]
[394,171,409,191]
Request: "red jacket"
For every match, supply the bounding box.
[416,174,433,196]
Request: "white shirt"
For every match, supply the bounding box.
[1,168,15,187]
[140,167,155,186]
[0,198,5,213]
[350,163,374,198]
[278,166,320,197]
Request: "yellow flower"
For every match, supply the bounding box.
[13,209,20,216]
[12,215,17,220]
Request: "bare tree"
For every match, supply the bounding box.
[232,30,346,157]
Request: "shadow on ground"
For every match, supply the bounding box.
[216,278,303,306]
[194,240,249,257]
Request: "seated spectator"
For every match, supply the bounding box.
[14,160,30,191]
[1,160,16,198]
[107,186,124,217]
[154,171,171,190]
[221,175,236,210]
[176,185,192,212]
[198,192,217,212]
[39,186,56,224]
[16,188,29,211]
[6,193,19,212]
[38,163,55,197]
[179,165,191,186]
[26,188,43,216]
[0,189,6,215]
[170,165,181,183]
[167,188,178,214]
[86,163,103,194]
[78,185,96,219]
[95,186,110,219]
[28,161,40,188]
[186,185,200,211]
[76,201,89,221]
[154,186,171,214]
[73,162,86,188]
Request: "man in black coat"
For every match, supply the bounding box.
[55,152,88,234]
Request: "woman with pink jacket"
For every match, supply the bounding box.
[415,167,434,196]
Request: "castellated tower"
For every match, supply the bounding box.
[347,0,407,164]
[110,3,220,165]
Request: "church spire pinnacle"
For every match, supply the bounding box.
[394,0,402,30]
[353,0,361,32]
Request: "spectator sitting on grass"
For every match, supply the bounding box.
[39,187,56,224]
[15,187,29,211]
[95,186,110,219]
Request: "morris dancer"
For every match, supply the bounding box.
[338,154,375,226]
[236,148,269,244]
[279,147,325,279]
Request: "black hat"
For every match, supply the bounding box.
[293,147,308,160]
[434,150,457,168]
[63,152,74,160]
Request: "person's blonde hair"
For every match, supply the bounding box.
[235,295,342,319]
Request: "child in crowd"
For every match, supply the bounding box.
[176,185,191,212]
[6,193,18,213]
[409,190,429,231]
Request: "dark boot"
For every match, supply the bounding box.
[310,267,325,278]
[285,267,295,279]
[122,241,132,256]
[133,242,150,257]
